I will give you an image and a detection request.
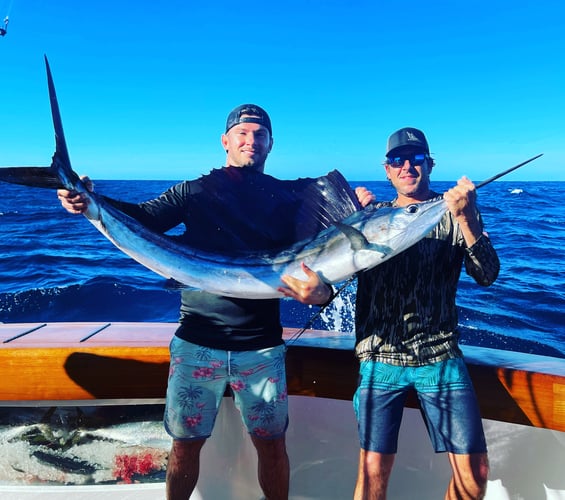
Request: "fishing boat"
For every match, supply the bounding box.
[1,322,564,499]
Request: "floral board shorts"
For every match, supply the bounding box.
[164,336,288,440]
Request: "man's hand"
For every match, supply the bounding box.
[443,176,482,246]
[56,176,94,214]
[443,176,476,220]
[355,186,375,207]
[278,262,332,305]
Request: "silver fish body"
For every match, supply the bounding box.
[80,189,447,298]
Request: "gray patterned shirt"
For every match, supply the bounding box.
[355,196,500,366]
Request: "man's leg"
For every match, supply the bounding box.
[353,449,395,500]
[166,438,206,500]
[416,360,489,499]
[446,452,489,500]
[232,345,289,499]
[353,361,407,500]
[251,434,289,500]
[164,340,228,498]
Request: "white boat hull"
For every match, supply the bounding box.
[1,396,564,499]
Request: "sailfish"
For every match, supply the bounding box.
[0,57,542,299]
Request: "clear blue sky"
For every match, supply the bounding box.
[1,0,563,181]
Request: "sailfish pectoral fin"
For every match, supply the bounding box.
[334,222,393,257]
[334,222,370,251]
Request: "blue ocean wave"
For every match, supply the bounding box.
[0,279,180,323]
[1,180,563,357]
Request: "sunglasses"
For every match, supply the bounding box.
[386,153,428,168]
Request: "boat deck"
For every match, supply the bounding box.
[1,322,564,431]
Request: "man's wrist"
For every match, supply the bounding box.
[319,283,335,307]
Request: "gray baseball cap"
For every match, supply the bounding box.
[386,127,429,156]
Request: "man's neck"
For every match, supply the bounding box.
[394,190,434,206]
[225,163,265,173]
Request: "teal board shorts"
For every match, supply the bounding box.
[353,357,487,454]
[164,336,288,440]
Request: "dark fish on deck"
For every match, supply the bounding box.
[31,449,99,475]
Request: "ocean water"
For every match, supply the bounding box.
[0,179,563,358]
[0,178,564,490]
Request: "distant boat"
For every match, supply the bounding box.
[1,322,564,499]
[0,16,8,37]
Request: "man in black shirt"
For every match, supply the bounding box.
[58,104,334,500]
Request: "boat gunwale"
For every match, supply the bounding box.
[0,322,563,432]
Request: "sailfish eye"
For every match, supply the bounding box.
[405,204,419,214]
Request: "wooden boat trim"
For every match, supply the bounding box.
[1,322,564,432]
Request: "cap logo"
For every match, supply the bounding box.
[406,131,420,142]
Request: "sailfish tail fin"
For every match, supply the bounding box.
[44,55,81,190]
[0,166,64,188]
[0,56,81,191]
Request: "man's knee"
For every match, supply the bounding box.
[170,438,206,462]
[251,434,287,460]
[448,452,489,499]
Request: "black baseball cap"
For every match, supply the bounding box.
[386,127,429,156]
[225,104,272,135]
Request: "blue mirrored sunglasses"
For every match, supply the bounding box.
[386,153,428,168]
